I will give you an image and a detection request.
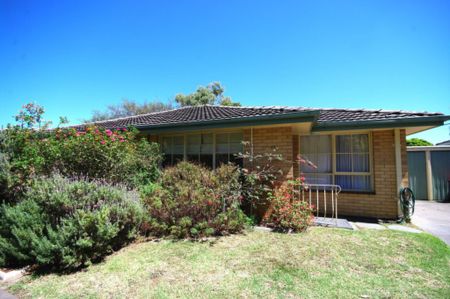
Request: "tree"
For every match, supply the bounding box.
[406,138,433,146]
[86,82,239,122]
[12,102,67,129]
[175,82,240,107]
[15,102,49,129]
[87,99,173,122]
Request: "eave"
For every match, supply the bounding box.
[311,115,450,132]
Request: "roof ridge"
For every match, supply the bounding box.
[203,104,308,110]
[309,107,442,115]
[207,104,442,115]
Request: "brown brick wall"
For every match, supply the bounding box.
[333,129,408,219]
[400,129,409,189]
[243,126,294,180]
[152,126,408,219]
[245,127,408,219]
[242,126,294,219]
[292,135,299,176]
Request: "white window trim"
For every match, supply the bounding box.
[299,131,374,192]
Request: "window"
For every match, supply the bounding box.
[162,136,184,167]
[215,132,243,168]
[187,133,213,167]
[300,135,332,184]
[335,134,371,191]
[300,133,372,192]
[161,131,243,169]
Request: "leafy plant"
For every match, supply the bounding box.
[406,138,433,146]
[0,174,145,270]
[142,162,246,238]
[236,142,284,221]
[0,125,162,202]
[263,177,314,232]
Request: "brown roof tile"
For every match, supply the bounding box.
[72,105,446,130]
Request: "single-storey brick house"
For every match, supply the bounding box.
[80,105,450,219]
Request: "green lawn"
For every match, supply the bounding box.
[8,227,450,299]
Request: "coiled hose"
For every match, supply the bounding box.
[399,187,415,223]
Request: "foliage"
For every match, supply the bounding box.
[406,138,433,146]
[87,99,173,122]
[0,151,12,200]
[0,125,162,201]
[14,102,47,129]
[236,142,284,220]
[142,162,246,238]
[175,82,240,107]
[263,178,314,232]
[87,83,240,121]
[0,175,145,270]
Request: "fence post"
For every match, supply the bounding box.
[425,150,433,201]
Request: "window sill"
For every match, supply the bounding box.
[340,190,376,195]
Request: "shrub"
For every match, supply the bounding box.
[0,174,145,270]
[142,162,246,238]
[0,126,162,201]
[0,152,12,200]
[236,143,284,222]
[263,178,314,232]
[406,138,433,146]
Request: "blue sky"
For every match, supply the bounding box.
[1,0,449,143]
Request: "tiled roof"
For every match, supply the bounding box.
[315,108,443,123]
[436,140,450,146]
[73,105,446,130]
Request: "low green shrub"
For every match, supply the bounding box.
[142,162,247,238]
[263,178,314,232]
[0,152,12,200]
[0,174,144,270]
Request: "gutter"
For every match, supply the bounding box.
[407,145,450,152]
[311,115,450,132]
[137,110,320,133]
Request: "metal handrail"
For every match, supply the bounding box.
[299,183,341,219]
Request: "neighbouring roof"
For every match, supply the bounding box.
[73,105,450,133]
[436,140,450,146]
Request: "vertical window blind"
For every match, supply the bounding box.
[300,133,372,192]
[162,135,184,167]
[162,132,243,168]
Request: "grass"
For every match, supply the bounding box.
[8,227,450,299]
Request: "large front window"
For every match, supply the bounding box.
[187,133,213,167]
[161,132,243,168]
[162,135,184,167]
[300,133,372,192]
[215,132,243,168]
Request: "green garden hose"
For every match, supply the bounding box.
[399,187,415,223]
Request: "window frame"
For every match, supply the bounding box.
[298,134,333,185]
[161,135,186,167]
[299,131,374,192]
[160,129,244,169]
